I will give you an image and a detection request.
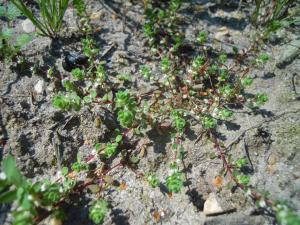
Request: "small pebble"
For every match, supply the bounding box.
[22,19,35,33]
[34,80,45,94]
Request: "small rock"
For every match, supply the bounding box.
[193,84,204,91]
[203,193,236,216]
[22,19,35,33]
[49,217,62,225]
[214,27,229,40]
[276,39,300,68]
[34,80,45,94]
[62,52,88,72]
[90,11,104,20]
[87,184,100,193]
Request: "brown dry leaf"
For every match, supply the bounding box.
[66,171,76,179]
[214,26,229,40]
[90,12,103,20]
[112,14,117,20]
[103,175,114,185]
[95,117,102,128]
[167,192,173,198]
[119,182,127,190]
[94,27,101,32]
[139,146,146,157]
[152,210,161,223]
[212,176,223,188]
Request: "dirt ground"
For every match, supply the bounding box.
[0,0,299,224]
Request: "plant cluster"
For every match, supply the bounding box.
[10,0,70,38]
[143,0,184,53]
[0,3,32,61]
[252,0,299,39]
[0,156,76,225]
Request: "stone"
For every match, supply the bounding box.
[276,39,300,68]
[203,193,236,216]
[214,27,229,40]
[34,80,45,94]
[22,19,35,33]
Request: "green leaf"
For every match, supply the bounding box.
[2,155,24,187]
[236,174,250,185]
[197,31,206,44]
[104,143,118,158]
[15,34,32,48]
[0,190,17,203]
[1,27,13,39]
[61,167,69,176]
[6,3,22,20]
[115,135,122,143]
[147,174,159,188]
[165,172,183,193]
[89,200,108,224]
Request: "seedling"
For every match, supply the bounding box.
[241,76,253,87]
[89,200,108,224]
[147,174,160,188]
[0,3,22,22]
[171,110,186,133]
[52,92,81,111]
[115,90,137,128]
[139,65,153,80]
[104,143,118,158]
[71,68,84,81]
[255,93,268,106]
[202,116,217,130]
[71,157,89,173]
[255,53,269,66]
[165,172,183,193]
[161,57,170,73]
[0,27,32,61]
[197,31,206,45]
[218,109,233,120]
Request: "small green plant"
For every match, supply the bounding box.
[232,157,250,185]
[52,92,81,111]
[256,53,269,65]
[161,57,170,73]
[104,143,118,158]
[252,0,298,39]
[273,202,300,225]
[0,3,22,21]
[71,68,84,81]
[202,116,217,130]
[147,174,160,188]
[89,200,108,224]
[115,91,137,128]
[242,76,253,87]
[218,109,233,120]
[165,172,183,193]
[218,53,227,64]
[0,156,74,225]
[143,0,183,52]
[10,0,70,38]
[139,65,153,80]
[255,93,269,106]
[190,55,205,76]
[73,0,86,17]
[0,27,32,61]
[197,31,206,45]
[71,157,89,173]
[171,110,186,133]
[96,64,107,84]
